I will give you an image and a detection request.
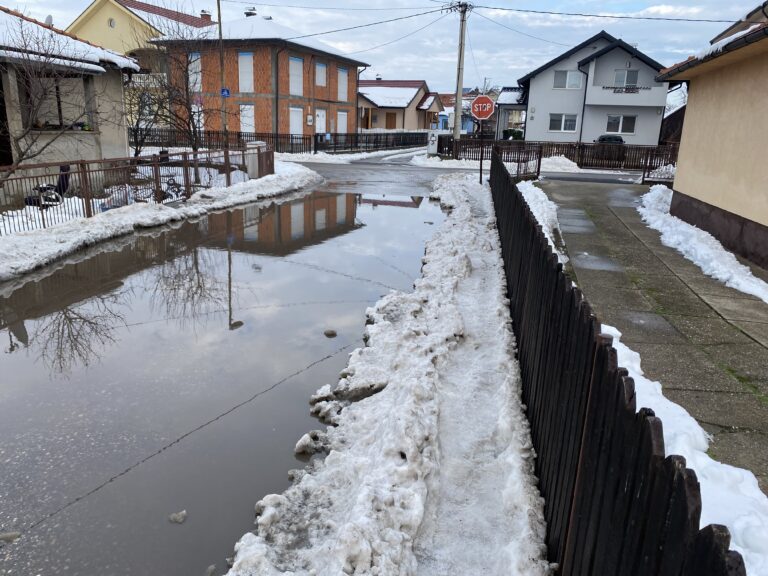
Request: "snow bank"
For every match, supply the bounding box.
[276,147,426,164]
[227,173,550,575]
[516,181,568,264]
[0,161,321,282]
[648,163,676,180]
[638,185,768,304]
[603,324,768,576]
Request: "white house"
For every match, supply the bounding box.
[518,31,668,145]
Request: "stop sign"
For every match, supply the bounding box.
[470,94,494,120]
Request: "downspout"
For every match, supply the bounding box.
[273,42,287,134]
[577,63,589,143]
[356,65,367,133]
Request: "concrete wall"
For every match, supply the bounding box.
[674,49,768,227]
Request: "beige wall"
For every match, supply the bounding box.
[674,49,768,227]
[67,0,156,55]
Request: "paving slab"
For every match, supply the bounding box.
[598,309,687,344]
[698,295,768,323]
[676,273,762,302]
[702,342,768,385]
[706,429,768,491]
[732,320,768,348]
[662,389,768,431]
[665,315,754,346]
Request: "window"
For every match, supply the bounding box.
[606,114,636,134]
[238,52,254,92]
[290,202,304,240]
[315,208,327,232]
[289,56,303,96]
[614,69,639,87]
[553,70,581,89]
[336,194,346,224]
[337,67,348,101]
[188,52,201,92]
[316,62,327,87]
[549,113,577,132]
[239,104,255,133]
[337,110,348,134]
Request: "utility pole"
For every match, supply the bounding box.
[452,2,470,144]
[216,0,231,186]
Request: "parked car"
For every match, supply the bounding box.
[593,134,626,161]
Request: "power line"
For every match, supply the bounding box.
[348,12,450,54]
[221,0,436,10]
[466,16,482,86]
[284,7,445,40]
[472,11,571,47]
[475,5,737,24]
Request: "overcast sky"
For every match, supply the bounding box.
[17,0,752,92]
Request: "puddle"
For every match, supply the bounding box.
[0,186,443,575]
[608,188,641,208]
[571,252,624,272]
[558,208,596,234]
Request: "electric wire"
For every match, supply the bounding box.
[472,10,571,47]
[348,11,449,54]
[475,5,737,24]
[283,7,446,40]
[221,0,436,9]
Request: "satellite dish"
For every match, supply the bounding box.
[44,15,53,26]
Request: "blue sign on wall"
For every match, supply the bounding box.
[221,88,230,98]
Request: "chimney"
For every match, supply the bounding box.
[244,7,258,17]
[200,10,211,21]
[375,74,382,81]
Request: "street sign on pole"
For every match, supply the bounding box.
[221,88,230,98]
[471,95,494,184]
[470,94,494,121]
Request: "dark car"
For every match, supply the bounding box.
[593,134,626,162]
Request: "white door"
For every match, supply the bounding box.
[337,111,348,134]
[239,104,255,133]
[315,109,326,134]
[289,107,304,136]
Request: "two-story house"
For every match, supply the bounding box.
[518,31,668,145]
[156,11,368,135]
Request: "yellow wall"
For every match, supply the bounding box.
[67,0,156,55]
[674,46,768,227]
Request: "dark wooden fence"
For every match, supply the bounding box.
[131,129,427,155]
[439,134,678,172]
[489,150,745,576]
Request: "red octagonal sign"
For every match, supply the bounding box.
[470,94,494,121]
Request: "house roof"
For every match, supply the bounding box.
[0,5,139,72]
[157,15,367,66]
[577,39,665,72]
[657,21,768,81]
[116,0,215,28]
[358,80,428,108]
[518,30,618,85]
[417,92,443,112]
[711,3,766,43]
[496,87,524,105]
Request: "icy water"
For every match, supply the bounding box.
[0,170,444,575]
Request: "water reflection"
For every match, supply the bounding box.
[0,191,361,375]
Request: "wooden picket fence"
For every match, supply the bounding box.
[489,150,745,576]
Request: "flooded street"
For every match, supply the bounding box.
[0,164,446,575]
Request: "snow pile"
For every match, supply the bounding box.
[603,324,768,576]
[227,173,550,575]
[0,161,321,282]
[516,181,568,264]
[696,23,763,60]
[276,147,426,164]
[540,155,581,173]
[410,154,481,169]
[638,185,768,304]
[648,164,676,180]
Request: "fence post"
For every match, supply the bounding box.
[536,144,543,178]
[641,148,651,185]
[152,155,163,203]
[182,152,192,199]
[78,161,94,218]
[224,147,232,187]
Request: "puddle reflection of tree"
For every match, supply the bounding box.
[32,290,129,375]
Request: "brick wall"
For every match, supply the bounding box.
[175,42,359,134]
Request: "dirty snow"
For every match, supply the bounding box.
[516,180,568,265]
[648,163,676,180]
[226,173,550,575]
[276,147,426,164]
[539,155,636,175]
[0,161,321,282]
[603,324,768,576]
[638,185,768,304]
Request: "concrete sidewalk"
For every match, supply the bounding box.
[537,179,768,495]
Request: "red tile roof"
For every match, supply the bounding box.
[116,0,215,28]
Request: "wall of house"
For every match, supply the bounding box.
[66,0,155,55]
[524,37,612,142]
[590,49,664,89]
[95,70,130,158]
[581,105,663,145]
[361,107,403,130]
[674,51,768,227]
[189,44,357,134]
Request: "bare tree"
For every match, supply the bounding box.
[0,16,124,182]
[125,74,166,157]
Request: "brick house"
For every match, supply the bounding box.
[156,11,367,135]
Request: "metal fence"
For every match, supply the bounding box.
[439,134,678,172]
[0,147,274,236]
[131,129,427,155]
[489,150,745,576]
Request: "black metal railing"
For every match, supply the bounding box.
[489,150,745,576]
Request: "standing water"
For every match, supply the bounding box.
[0,165,444,575]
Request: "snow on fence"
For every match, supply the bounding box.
[0,147,274,236]
[441,135,678,172]
[131,128,428,155]
[489,150,745,576]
